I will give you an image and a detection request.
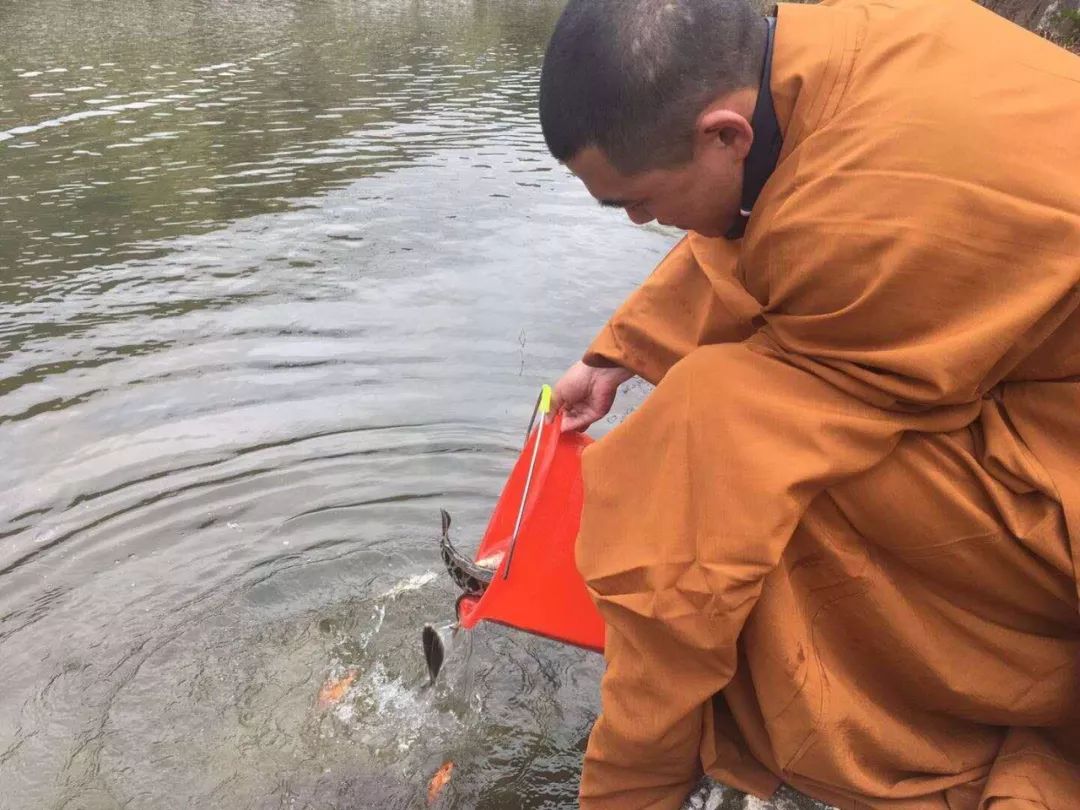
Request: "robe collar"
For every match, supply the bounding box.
[725,16,781,240]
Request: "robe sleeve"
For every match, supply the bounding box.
[583,234,761,385]
[576,167,1080,808]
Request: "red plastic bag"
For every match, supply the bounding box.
[454,411,604,652]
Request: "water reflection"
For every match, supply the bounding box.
[0,1,680,807]
[0,0,561,281]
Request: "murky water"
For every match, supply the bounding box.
[1,2,816,808]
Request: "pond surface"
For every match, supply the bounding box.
[0,1,815,808]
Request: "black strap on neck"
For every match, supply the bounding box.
[725,16,781,240]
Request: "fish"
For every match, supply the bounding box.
[438,509,502,595]
[425,510,505,684]
[426,760,454,805]
[422,623,446,684]
[317,668,357,709]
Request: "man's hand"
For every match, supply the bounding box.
[551,361,634,433]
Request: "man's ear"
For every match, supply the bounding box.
[696,108,754,160]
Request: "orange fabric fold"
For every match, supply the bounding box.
[574,0,1080,807]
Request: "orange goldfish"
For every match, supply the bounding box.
[316,668,357,709]
[427,760,453,805]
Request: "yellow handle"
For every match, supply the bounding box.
[539,384,552,415]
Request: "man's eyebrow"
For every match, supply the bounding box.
[598,198,635,209]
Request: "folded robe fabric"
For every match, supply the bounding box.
[574,1,1080,807]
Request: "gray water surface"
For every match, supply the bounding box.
[0,1,676,807]
[1,2,816,808]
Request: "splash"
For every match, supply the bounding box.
[378,571,438,600]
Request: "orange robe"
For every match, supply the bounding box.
[574,1,1080,808]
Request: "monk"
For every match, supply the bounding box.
[537,0,1080,807]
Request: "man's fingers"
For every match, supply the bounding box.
[560,404,599,433]
[559,406,582,433]
[551,360,630,433]
[561,415,588,433]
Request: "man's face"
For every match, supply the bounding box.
[566,143,745,238]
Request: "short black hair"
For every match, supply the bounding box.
[539,0,768,174]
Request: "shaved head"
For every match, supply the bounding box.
[539,0,767,173]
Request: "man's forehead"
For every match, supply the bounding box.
[565,146,640,203]
[566,146,615,180]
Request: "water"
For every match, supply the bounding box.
[0,1,815,807]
